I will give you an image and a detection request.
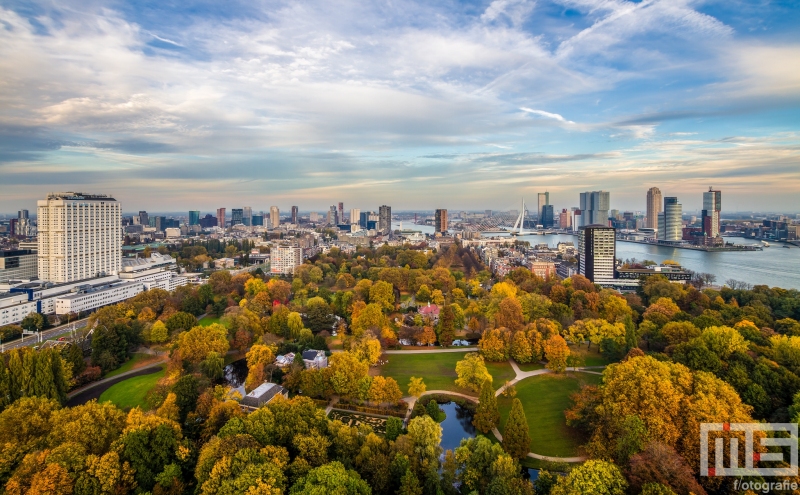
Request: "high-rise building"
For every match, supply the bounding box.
[379,205,392,233]
[243,206,253,227]
[559,208,572,229]
[435,209,448,233]
[541,205,555,228]
[291,206,299,224]
[658,197,682,241]
[252,214,264,226]
[270,245,303,275]
[646,187,662,230]
[359,211,370,228]
[579,191,610,227]
[338,203,344,225]
[579,225,616,283]
[216,208,226,229]
[350,208,360,226]
[189,210,200,226]
[270,206,280,228]
[139,211,149,227]
[328,205,338,225]
[231,209,244,226]
[702,188,721,238]
[537,192,550,221]
[199,214,217,228]
[37,192,122,283]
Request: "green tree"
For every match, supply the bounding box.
[454,353,492,393]
[437,305,456,346]
[201,351,225,381]
[369,280,395,312]
[149,320,168,344]
[473,379,500,433]
[502,398,530,459]
[290,461,371,495]
[386,416,404,441]
[550,460,627,495]
[165,311,197,334]
[398,469,422,495]
[20,313,44,333]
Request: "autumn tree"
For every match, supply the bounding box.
[175,323,230,365]
[502,398,530,459]
[478,328,510,362]
[368,376,403,406]
[351,303,387,337]
[510,330,533,363]
[437,305,456,346]
[455,353,492,393]
[327,352,370,399]
[473,379,499,433]
[290,461,371,495]
[544,335,570,373]
[370,280,396,311]
[408,377,426,398]
[495,297,524,331]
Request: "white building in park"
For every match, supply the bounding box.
[37,192,122,283]
[118,253,187,292]
[55,280,144,315]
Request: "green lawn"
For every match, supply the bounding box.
[380,352,514,395]
[569,346,614,367]
[99,367,166,410]
[104,353,161,379]
[198,316,222,327]
[497,372,602,458]
[515,361,545,372]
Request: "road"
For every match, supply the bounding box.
[2,317,90,352]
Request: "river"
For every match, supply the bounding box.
[393,222,800,290]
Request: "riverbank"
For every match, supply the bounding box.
[617,238,762,252]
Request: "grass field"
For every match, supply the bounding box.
[568,346,614,367]
[380,352,515,395]
[99,366,166,410]
[497,372,602,457]
[198,316,222,327]
[104,353,162,379]
[515,361,546,372]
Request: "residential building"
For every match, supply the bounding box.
[243,206,252,227]
[579,225,616,283]
[231,208,244,226]
[302,350,328,369]
[658,197,682,242]
[529,260,556,279]
[270,206,280,228]
[270,245,302,275]
[646,187,662,230]
[559,208,572,229]
[435,209,448,233]
[579,191,610,227]
[189,210,200,226]
[0,249,37,283]
[291,206,299,224]
[216,208,226,228]
[37,192,122,283]
[538,192,549,221]
[350,208,360,225]
[702,188,721,238]
[379,205,392,233]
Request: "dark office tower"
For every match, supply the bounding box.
[329,205,338,225]
[435,209,448,233]
[379,205,392,233]
[359,211,369,228]
[338,203,344,226]
[252,214,264,226]
[189,210,200,226]
[199,214,217,228]
[216,208,226,228]
[541,205,555,228]
[139,211,149,227]
[579,225,616,283]
[232,208,244,226]
[155,216,166,232]
[579,191,610,227]
[18,209,28,219]
[291,206,299,224]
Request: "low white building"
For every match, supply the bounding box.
[118,253,187,291]
[55,280,145,315]
[0,292,38,326]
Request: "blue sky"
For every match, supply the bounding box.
[0,0,799,213]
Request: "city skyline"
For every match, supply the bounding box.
[1,0,799,212]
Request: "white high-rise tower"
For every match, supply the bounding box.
[37,192,122,283]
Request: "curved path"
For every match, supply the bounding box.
[66,359,166,406]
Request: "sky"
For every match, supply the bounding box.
[0,0,799,214]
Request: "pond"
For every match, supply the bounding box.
[435,400,540,481]
[222,358,248,396]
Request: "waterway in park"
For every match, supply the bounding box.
[393,221,800,290]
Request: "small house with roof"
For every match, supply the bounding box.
[418,302,440,322]
[302,349,328,369]
[239,382,288,412]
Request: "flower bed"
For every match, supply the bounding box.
[328,410,388,434]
